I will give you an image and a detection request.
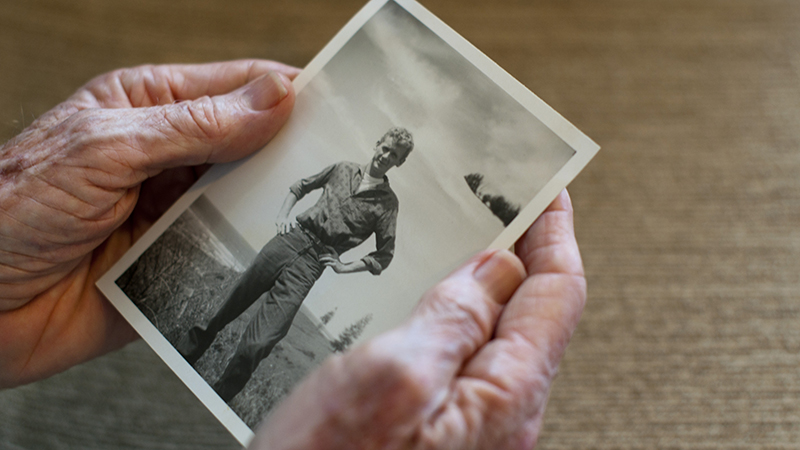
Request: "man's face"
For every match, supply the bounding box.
[368,136,410,178]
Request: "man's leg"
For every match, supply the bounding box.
[212,250,323,402]
[175,233,300,365]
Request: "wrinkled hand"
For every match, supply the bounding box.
[0,60,298,388]
[252,190,586,450]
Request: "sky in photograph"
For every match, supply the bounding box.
[203,0,576,342]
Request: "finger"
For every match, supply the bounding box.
[400,250,526,382]
[69,71,295,184]
[502,189,586,363]
[83,60,302,108]
[456,190,586,441]
[516,189,584,277]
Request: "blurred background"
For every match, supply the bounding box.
[1,0,798,448]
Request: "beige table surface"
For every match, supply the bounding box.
[2,0,799,448]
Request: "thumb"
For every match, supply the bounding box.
[84,70,295,181]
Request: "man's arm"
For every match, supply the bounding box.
[320,256,369,274]
[277,164,339,235]
[275,191,299,235]
[360,206,398,275]
[321,203,398,275]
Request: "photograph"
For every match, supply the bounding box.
[98,0,599,444]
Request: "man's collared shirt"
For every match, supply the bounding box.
[289,162,398,275]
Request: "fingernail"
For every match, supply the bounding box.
[244,71,289,111]
[473,250,526,301]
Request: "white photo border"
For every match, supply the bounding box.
[97,0,599,445]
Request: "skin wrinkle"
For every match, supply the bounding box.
[433,389,496,449]
[486,380,551,446]
[1,60,299,389]
[522,243,583,277]
[150,66,174,103]
[142,69,166,106]
[193,96,223,141]
[68,89,102,111]
[464,384,513,444]
[64,154,136,187]
[518,206,570,241]
[245,61,258,88]
[167,71,188,103]
[49,179,129,225]
[520,216,581,271]
[0,246,56,265]
[5,236,134,378]
[382,254,528,448]
[0,237,93,275]
[510,274,587,330]
[103,130,157,182]
[0,269,95,306]
[422,280,496,351]
[416,386,478,448]
[13,257,91,381]
[0,231,76,262]
[125,66,160,107]
[29,172,104,219]
[67,89,103,110]
[508,328,561,378]
[418,315,486,371]
[458,353,524,401]
[132,82,153,106]
[9,192,107,242]
[0,259,53,278]
[61,172,128,211]
[0,204,114,252]
[12,287,61,381]
[117,113,171,177]
[0,204,80,246]
[461,343,552,410]
[0,298,29,311]
[99,71,134,108]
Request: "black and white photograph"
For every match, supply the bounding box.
[98,0,599,444]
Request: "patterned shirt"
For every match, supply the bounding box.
[289,162,399,275]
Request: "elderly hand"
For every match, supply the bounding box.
[252,189,586,450]
[0,60,298,388]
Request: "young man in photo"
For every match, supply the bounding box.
[176,127,414,402]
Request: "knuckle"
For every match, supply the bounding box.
[147,65,180,104]
[113,64,176,106]
[175,96,225,141]
[423,279,493,341]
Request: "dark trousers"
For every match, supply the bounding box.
[175,227,325,402]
